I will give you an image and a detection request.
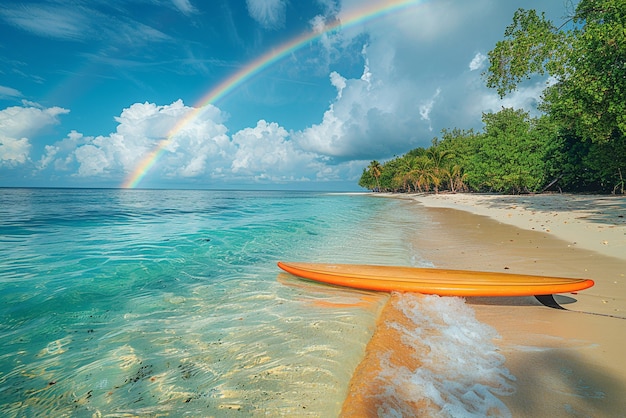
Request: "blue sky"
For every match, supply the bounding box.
[1,0,572,190]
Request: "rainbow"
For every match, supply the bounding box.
[122,0,424,188]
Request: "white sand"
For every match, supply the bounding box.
[404,192,626,416]
[410,193,626,261]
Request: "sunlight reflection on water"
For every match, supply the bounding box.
[0,189,427,416]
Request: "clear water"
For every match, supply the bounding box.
[0,189,513,417]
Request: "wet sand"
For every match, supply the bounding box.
[343,193,626,417]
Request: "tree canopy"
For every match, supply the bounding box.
[486,0,626,143]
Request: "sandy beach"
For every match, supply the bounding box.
[343,193,626,417]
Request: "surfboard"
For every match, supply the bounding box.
[277,261,594,297]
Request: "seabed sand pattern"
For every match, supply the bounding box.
[343,193,626,417]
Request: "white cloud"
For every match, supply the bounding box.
[37,130,85,171]
[231,120,325,182]
[286,1,489,160]
[360,56,372,89]
[74,145,109,176]
[329,71,347,98]
[0,85,22,98]
[0,136,30,166]
[293,51,429,159]
[310,14,335,55]
[478,76,556,117]
[38,145,58,170]
[0,105,69,138]
[21,100,42,108]
[469,52,487,71]
[0,3,169,48]
[0,4,91,40]
[419,88,442,132]
[246,0,287,29]
[0,105,69,166]
[171,0,196,15]
[62,100,232,179]
[26,99,360,186]
[291,0,560,162]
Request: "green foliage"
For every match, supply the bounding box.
[467,109,549,194]
[358,167,375,190]
[579,135,626,191]
[486,0,626,143]
[360,132,475,194]
[359,1,626,195]
[359,105,625,194]
[486,9,564,98]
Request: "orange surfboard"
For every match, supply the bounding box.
[277,262,594,297]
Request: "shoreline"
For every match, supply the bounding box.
[343,193,626,416]
[406,192,626,261]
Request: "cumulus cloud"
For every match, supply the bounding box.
[329,71,347,98]
[291,0,557,162]
[293,50,429,160]
[75,145,109,176]
[0,105,69,166]
[38,131,85,171]
[31,101,226,179]
[0,105,69,138]
[65,100,232,179]
[23,99,361,186]
[469,52,487,71]
[231,120,325,182]
[246,0,287,29]
[0,136,30,166]
[310,14,334,56]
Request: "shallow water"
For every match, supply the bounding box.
[0,189,513,416]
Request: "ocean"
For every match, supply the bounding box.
[0,188,513,417]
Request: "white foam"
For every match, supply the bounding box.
[376,294,515,417]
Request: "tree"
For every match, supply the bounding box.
[393,156,414,192]
[468,108,548,194]
[486,1,626,144]
[408,155,435,192]
[358,167,375,190]
[447,164,468,193]
[367,160,382,191]
[425,148,453,194]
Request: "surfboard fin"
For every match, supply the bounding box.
[535,294,566,310]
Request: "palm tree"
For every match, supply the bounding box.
[367,160,382,192]
[394,155,433,192]
[426,148,453,193]
[448,164,468,193]
[409,155,434,192]
[393,157,412,192]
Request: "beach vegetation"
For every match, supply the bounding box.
[360,108,551,194]
[466,108,550,194]
[368,160,382,191]
[486,0,626,145]
[360,106,626,194]
[360,0,625,194]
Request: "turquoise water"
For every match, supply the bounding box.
[0,189,424,416]
[0,189,514,417]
